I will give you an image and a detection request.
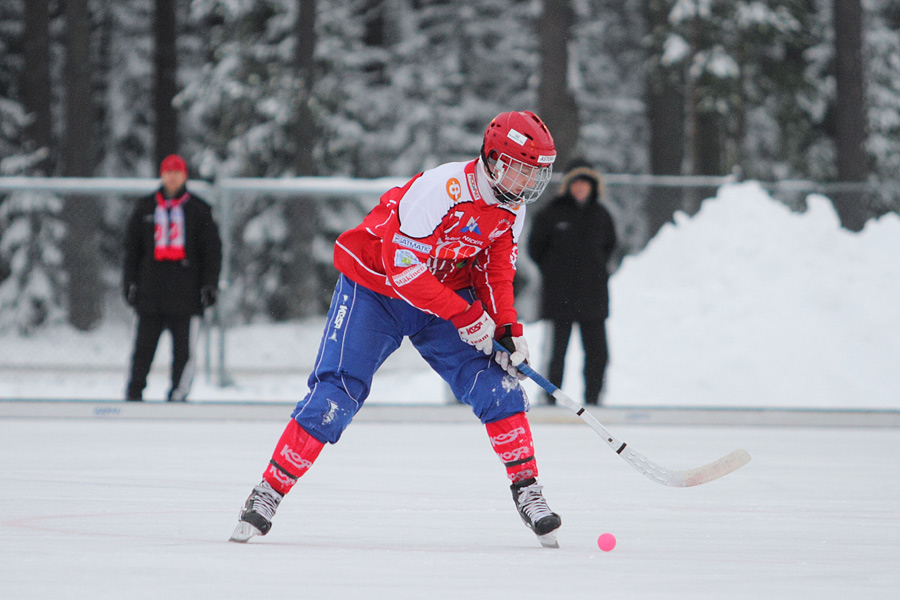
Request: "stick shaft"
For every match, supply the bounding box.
[495,342,750,487]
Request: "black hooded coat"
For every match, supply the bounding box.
[122,187,222,316]
[527,167,617,321]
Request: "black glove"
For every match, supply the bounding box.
[200,285,218,309]
[124,283,138,307]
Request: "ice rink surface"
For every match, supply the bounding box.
[2,415,899,600]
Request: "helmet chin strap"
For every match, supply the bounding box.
[494,187,523,205]
[482,156,524,206]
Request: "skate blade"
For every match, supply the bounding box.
[229,521,262,543]
[537,531,559,549]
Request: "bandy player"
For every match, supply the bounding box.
[230,111,562,548]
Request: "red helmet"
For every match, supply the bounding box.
[481,111,556,206]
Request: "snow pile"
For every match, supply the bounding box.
[605,182,900,408]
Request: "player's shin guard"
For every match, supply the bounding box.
[230,420,326,542]
[485,412,537,484]
[486,413,561,547]
[263,418,326,496]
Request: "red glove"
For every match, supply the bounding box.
[450,301,496,355]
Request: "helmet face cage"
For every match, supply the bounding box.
[488,153,553,206]
[481,111,556,207]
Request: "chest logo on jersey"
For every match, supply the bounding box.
[433,239,481,260]
[460,217,481,235]
[446,178,462,203]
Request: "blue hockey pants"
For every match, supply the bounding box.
[291,274,528,443]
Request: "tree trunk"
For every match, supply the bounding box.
[63,0,102,331]
[286,0,321,317]
[23,0,55,175]
[293,0,317,177]
[538,0,578,170]
[694,110,724,177]
[832,0,869,231]
[644,0,686,241]
[154,0,179,162]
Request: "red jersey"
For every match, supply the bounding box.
[334,159,525,326]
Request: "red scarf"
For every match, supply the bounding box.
[154,191,188,261]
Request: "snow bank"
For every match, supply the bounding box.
[605,182,900,408]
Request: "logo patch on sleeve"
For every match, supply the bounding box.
[392,233,432,254]
[394,249,421,268]
[446,178,462,202]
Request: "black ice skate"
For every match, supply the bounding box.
[229,480,283,543]
[511,478,562,548]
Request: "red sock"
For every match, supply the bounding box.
[262,419,325,496]
[485,412,538,484]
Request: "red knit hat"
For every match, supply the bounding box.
[159,154,188,176]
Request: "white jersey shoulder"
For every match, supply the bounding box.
[398,161,473,239]
[510,206,526,244]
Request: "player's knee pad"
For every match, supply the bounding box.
[290,379,365,444]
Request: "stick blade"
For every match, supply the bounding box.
[676,448,751,487]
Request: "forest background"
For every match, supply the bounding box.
[1,0,899,335]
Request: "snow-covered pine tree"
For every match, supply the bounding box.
[663,0,815,179]
[179,0,325,320]
[97,0,155,177]
[864,0,900,212]
[0,1,68,335]
[0,192,66,335]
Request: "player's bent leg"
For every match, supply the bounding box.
[486,413,561,548]
[410,315,560,544]
[232,278,400,543]
[229,419,326,543]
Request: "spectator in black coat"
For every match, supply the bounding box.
[123,154,222,401]
[527,161,617,405]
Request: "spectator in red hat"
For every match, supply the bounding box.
[122,154,222,401]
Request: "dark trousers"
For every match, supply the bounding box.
[546,318,609,405]
[126,313,200,401]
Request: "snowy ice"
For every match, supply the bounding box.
[2,418,898,599]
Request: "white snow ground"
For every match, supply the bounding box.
[2,183,900,598]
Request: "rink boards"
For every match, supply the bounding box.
[0,399,898,428]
